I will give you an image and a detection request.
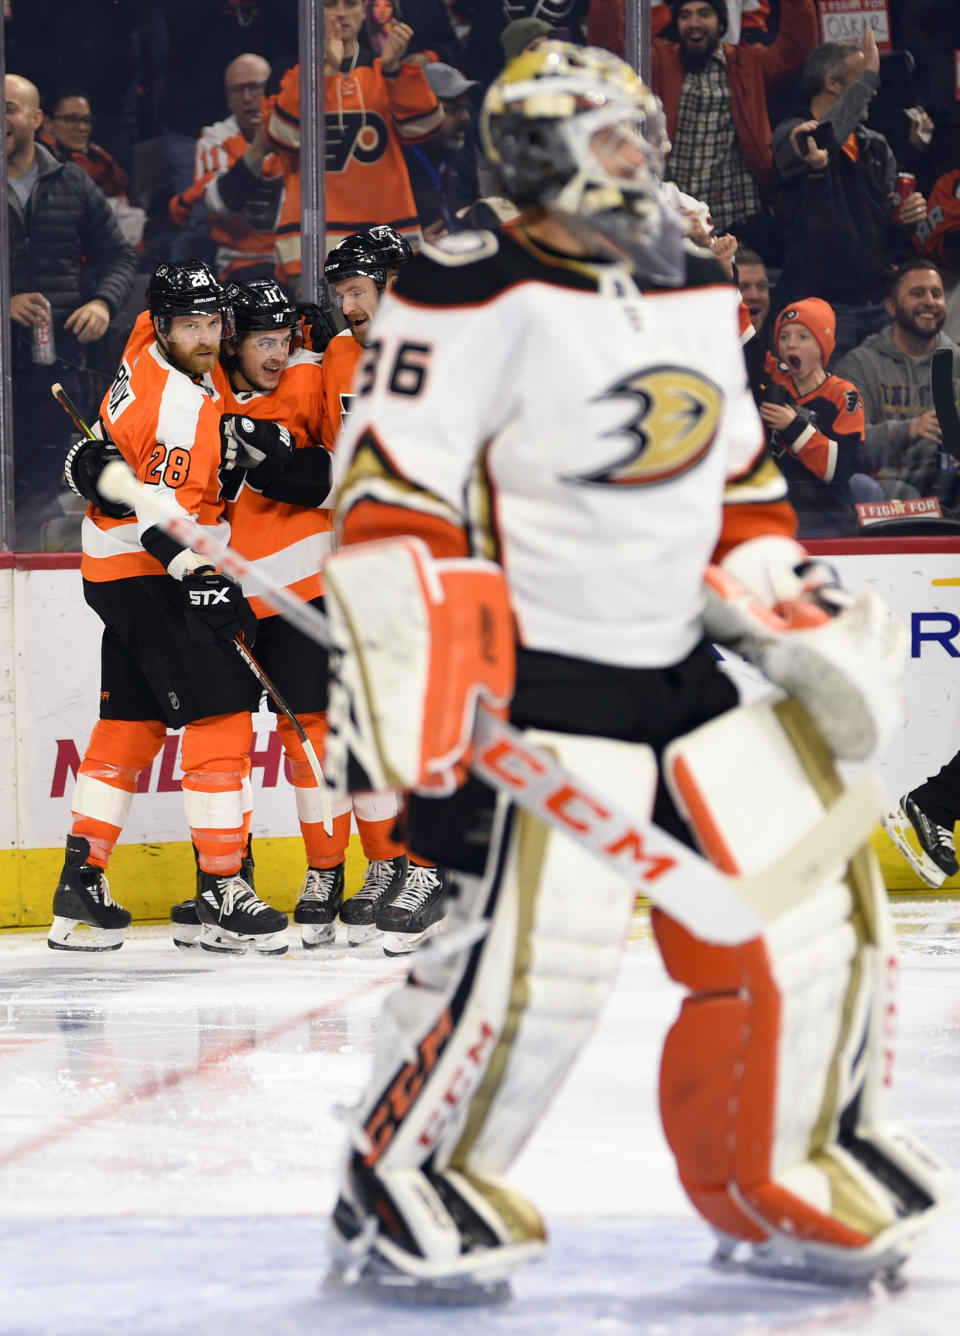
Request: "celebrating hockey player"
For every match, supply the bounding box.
[168,275,423,954]
[320,44,949,1300]
[319,226,451,954]
[49,261,288,955]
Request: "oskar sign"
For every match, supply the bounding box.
[816,0,891,53]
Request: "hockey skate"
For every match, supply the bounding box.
[172,844,257,949]
[47,835,131,951]
[196,870,288,955]
[376,864,450,956]
[339,855,406,947]
[294,864,345,948]
[881,795,957,889]
[324,1170,524,1306]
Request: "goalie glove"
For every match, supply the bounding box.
[219,415,295,488]
[704,535,907,760]
[180,565,258,646]
[63,434,134,520]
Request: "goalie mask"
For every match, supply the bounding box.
[480,43,686,285]
[147,260,234,339]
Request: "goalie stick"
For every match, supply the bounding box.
[931,347,960,464]
[98,457,883,948]
[52,385,332,835]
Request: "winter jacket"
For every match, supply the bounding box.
[652,0,817,194]
[835,326,960,488]
[7,143,138,370]
[772,70,910,306]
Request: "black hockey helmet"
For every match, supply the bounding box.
[148,259,233,336]
[323,225,413,291]
[225,277,303,356]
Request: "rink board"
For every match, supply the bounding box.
[3,544,960,926]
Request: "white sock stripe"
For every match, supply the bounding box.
[296,787,351,823]
[71,774,134,829]
[182,787,244,830]
[353,789,402,822]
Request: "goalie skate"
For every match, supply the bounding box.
[294,864,345,948]
[196,871,289,955]
[47,835,131,952]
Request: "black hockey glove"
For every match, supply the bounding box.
[220,414,295,488]
[297,301,339,354]
[180,565,258,645]
[63,435,134,519]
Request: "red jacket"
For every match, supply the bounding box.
[652,0,817,193]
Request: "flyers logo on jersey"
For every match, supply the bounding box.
[325,111,388,172]
[569,367,722,486]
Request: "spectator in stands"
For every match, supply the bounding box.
[361,0,464,68]
[499,17,554,67]
[404,61,481,239]
[39,87,145,248]
[460,2,588,87]
[735,246,772,396]
[650,0,770,44]
[265,0,442,291]
[5,73,137,551]
[651,0,817,239]
[771,27,929,364]
[168,53,283,281]
[835,259,960,505]
[757,298,866,536]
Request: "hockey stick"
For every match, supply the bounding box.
[52,388,332,833]
[98,458,883,947]
[931,347,960,464]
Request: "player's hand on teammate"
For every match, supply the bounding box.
[63,435,134,519]
[180,565,258,645]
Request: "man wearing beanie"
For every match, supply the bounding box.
[500,17,553,66]
[652,0,817,237]
[757,297,867,536]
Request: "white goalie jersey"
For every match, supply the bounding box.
[334,227,790,669]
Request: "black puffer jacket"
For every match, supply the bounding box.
[7,143,138,369]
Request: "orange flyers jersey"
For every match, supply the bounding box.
[223,347,332,615]
[319,329,364,452]
[82,315,230,583]
[267,60,442,276]
[914,168,960,269]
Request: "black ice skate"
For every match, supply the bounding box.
[196,870,288,955]
[47,835,131,952]
[881,795,958,889]
[172,843,257,949]
[294,863,345,949]
[339,855,406,947]
[377,865,450,957]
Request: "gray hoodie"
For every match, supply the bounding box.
[835,327,960,489]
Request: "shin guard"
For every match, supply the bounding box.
[331,730,657,1291]
[656,699,951,1286]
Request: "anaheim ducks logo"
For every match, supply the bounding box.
[566,367,722,486]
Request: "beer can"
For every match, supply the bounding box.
[894,172,917,222]
[31,298,56,366]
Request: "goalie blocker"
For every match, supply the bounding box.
[322,535,950,1296]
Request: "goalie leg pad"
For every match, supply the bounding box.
[655,699,951,1283]
[331,730,656,1289]
[324,537,516,793]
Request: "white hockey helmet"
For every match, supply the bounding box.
[480,43,685,283]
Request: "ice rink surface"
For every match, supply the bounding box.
[1,899,958,1336]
